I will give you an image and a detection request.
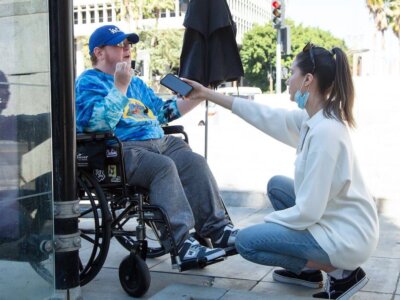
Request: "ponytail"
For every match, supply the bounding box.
[325,47,356,128]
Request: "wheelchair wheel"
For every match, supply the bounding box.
[119,254,151,297]
[77,171,112,286]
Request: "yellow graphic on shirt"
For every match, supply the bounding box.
[123,98,155,121]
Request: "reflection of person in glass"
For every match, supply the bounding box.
[0,70,23,248]
[0,70,15,191]
[0,70,51,263]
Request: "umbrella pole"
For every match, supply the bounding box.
[204,100,209,160]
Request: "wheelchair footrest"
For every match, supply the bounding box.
[224,246,238,256]
[173,256,226,272]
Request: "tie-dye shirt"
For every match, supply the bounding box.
[75,69,181,141]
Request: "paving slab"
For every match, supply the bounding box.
[149,283,227,300]
[352,291,393,299]
[373,215,400,259]
[210,277,257,291]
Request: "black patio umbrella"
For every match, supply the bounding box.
[179,0,244,157]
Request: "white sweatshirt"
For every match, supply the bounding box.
[232,97,379,270]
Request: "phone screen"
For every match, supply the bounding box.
[160,74,193,96]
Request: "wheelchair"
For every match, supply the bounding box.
[76,126,236,297]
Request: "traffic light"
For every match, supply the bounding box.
[272,1,282,28]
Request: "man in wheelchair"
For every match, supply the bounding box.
[75,25,238,265]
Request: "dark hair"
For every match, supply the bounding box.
[90,45,106,66]
[90,52,98,66]
[296,45,355,128]
[0,70,8,88]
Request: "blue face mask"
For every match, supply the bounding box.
[294,79,309,109]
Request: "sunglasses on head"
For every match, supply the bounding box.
[303,42,316,74]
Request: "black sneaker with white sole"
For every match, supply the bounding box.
[273,269,324,289]
[179,236,226,262]
[313,267,368,299]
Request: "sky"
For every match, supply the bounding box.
[286,0,372,35]
[284,0,388,49]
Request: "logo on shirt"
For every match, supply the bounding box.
[123,98,155,121]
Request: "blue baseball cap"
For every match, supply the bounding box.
[89,25,139,54]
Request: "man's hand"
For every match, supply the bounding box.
[114,62,133,95]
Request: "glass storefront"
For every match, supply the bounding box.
[0,1,54,299]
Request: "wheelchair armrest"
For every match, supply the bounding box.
[162,125,184,135]
[76,131,116,142]
[162,125,188,143]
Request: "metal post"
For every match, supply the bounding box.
[276,29,282,94]
[204,100,208,159]
[48,0,81,299]
[274,0,286,94]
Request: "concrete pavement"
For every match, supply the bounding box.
[81,198,400,299]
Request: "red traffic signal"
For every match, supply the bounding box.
[272,1,281,9]
[272,0,282,27]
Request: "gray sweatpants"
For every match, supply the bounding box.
[122,135,230,247]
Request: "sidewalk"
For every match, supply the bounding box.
[81,198,400,299]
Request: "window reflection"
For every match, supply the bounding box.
[0,69,53,292]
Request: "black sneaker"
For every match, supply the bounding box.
[213,225,239,248]
[313,267,368,299]
[179,236,226,262]
[273,269,324,289]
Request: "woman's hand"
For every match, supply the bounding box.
[180,78,209,102]
[181,78,235,110]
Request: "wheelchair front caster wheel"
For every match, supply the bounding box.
[119,255,151,297]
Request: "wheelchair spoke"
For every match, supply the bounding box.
[77,171,111,286]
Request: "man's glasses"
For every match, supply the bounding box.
[303,42,316,74]
[115,41,130,48]
[97,41,131,51]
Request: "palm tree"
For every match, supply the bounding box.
[366,0,389,35]
[387,0,400,74]
[366,0,389,51]
[387,0,400,38]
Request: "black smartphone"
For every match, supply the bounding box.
[160,74,193,96]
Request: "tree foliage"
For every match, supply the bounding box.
[120,0,179,79]
[366,0,400,38]
[118,0,175,27]
[240,20,346,92]
[137,28,184,76]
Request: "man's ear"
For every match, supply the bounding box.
[93,47,103,61]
